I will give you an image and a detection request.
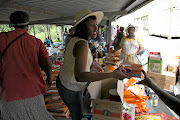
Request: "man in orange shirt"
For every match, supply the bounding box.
[0,11,54,120]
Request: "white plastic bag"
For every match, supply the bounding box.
[174,82,180,96]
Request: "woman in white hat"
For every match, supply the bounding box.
[56,9,129,120]
[112,24,144,64]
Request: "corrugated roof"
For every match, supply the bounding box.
[0,0,153,25]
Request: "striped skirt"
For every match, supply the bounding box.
[0,94,55,120]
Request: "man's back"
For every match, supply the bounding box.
[0,28,49,101]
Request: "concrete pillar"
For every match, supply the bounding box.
[33,25,35,36]
[61,25,64,43]
[109,18,112,46]
[168,8,173,40]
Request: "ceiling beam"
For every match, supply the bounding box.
[128,0,154,13]
[30,10,127,24]
[0,9,128,25]
[104,10,127,18]
[122,0,136,10]
[0,21,10,24]
[0,1,59,16]
[30,16,74,24]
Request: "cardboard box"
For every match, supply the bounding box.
[120,63,142,78]
[147,72,176,91]
[148,58,163,73]
[92,80,124,120]
[92,99,123,120]
[101,78,118,99]
[148,52,163,74]
[179,62,180,75]
[88,81,102,99]
[164,64,178,73]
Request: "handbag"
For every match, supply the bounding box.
[0,33,26,60]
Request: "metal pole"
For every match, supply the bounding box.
[56,25,59,41]
[46,25,48,38]
[44,25,46,40]
[33,25,35,36]
[109,18,112,46]
[61,25,64,43]
[49,25,51,39]
[168,8,173,40]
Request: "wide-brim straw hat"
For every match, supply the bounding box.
[73,9,104,28]
[125,24,138,33]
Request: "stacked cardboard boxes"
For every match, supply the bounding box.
[148,52,163,74]
[147,72,176,91]
[92,80,124,120]
[147,52,176,91]
[42,68,70,118]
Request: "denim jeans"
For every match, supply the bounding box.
[56,76,83,120]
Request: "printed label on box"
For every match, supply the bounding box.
[148,59,162,73]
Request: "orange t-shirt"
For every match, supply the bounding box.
[0,28,49,101]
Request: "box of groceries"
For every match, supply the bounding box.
[120,63,143,78]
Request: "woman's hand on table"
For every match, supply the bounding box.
[91,64,104,73]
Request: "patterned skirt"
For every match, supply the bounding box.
[0,94,55,120]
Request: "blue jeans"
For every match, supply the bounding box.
[56,76,83,120]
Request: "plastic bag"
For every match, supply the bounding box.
[174,82,180,96]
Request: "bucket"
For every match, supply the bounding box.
[109,89,120,102]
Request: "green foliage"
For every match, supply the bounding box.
[0,24,65,42]
[0,25,14,32]
[29,25,63,42]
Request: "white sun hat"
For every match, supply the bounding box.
[125,24,138,33]
[73,9,104,28]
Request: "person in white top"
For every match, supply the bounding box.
[104,20,116,52]
[111,24,144,64]
[56,9,129,120]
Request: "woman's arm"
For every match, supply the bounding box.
[137,38,144,55]
[137,47,144,55]
[141,71,180,116]
[73,40,128,82]
[90,63,104,73]
[111,45,122,53]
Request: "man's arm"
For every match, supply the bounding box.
[39,57,52,87]
[141,71,180,116]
